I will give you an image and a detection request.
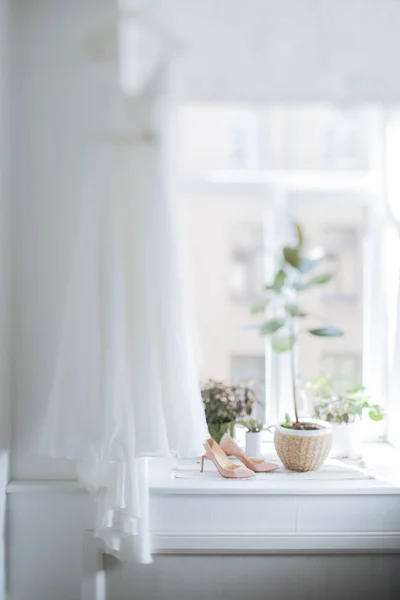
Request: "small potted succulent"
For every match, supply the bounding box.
[252,223,343,472]
[308,376,384,458]
[201,379,256,443]
[236,419,266,457]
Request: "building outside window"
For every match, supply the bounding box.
[324,226,359,298]
[229,223,264,302]
[321,352,362,382]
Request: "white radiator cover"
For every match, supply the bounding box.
[6,481,400,600]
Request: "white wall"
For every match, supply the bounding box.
[8,490,95,600]
[0,0,10,598]
[11,0,115,480]
[105,554,400,600]
[7,2,112,596]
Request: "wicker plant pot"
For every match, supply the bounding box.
[274,420,332,472]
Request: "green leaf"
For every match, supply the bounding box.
[368,411,384,422]
[265,269,286,292]
[284,413,293,425]
[283,247,301,269]
[368,405,385,422]
[306,272,335,287]
[251,297,270,314]
[271,334,296,353]
[259,317,285,335]
[274,269,286,291]
[285,304,308,318]
[295,223,304,247]
[308,327,344,337]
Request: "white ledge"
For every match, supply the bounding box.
[7,442,400,496]
[151,477,400,495]
[6,477,400,496]
[6,480,85,494]
[152,532,400,554]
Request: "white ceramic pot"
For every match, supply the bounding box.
[330,422,361,459]
[245,431,263,458]
[274,419,332,472]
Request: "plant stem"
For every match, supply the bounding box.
[289,317,299,424]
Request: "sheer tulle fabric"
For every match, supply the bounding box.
[38,137,208,562]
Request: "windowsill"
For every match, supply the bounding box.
[151,476,400,496]
[149,442,400,495]
[147,441,400,554]
[6,442,400,496]
[7,442,400,554]
[355,441,400,484]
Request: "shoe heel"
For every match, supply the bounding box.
[200,455,205,473]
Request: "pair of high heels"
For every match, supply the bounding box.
[201,433,279,479]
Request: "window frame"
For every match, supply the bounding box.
[177,104,392,442]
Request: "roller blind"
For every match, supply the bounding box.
[133,0,400,104]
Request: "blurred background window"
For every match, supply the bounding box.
[177,103,387,438]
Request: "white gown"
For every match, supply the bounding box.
[38,70,208,562]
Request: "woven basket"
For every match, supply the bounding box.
[274,421,332,472]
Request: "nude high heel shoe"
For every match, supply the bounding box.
[220,433,279,473]
[201,438,255,479]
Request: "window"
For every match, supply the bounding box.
[227,110,258,169]
[321,352,362,382]
[324,227,359,298]
[178,103,387,438]
[180,192,267,385]
[231,355,266,420]
[229,223,264,302]
[258,105,372,171]
[286,193,365,390]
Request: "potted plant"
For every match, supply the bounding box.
[201,379,256,443]
[252,223,343,471]
[236,419,266,457]
[308,376,384,458]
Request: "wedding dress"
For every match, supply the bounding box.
[38,68,208,562]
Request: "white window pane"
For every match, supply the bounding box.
[231,355,266,420]
[321,353,362,382]
[177,105,259,177]
[230,223,264,301]
[178,102,376,427]
[180,193,268,390]
[259,105,372,171]
[288,193,365,387]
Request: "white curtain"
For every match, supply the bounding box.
[37,48,208,561]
